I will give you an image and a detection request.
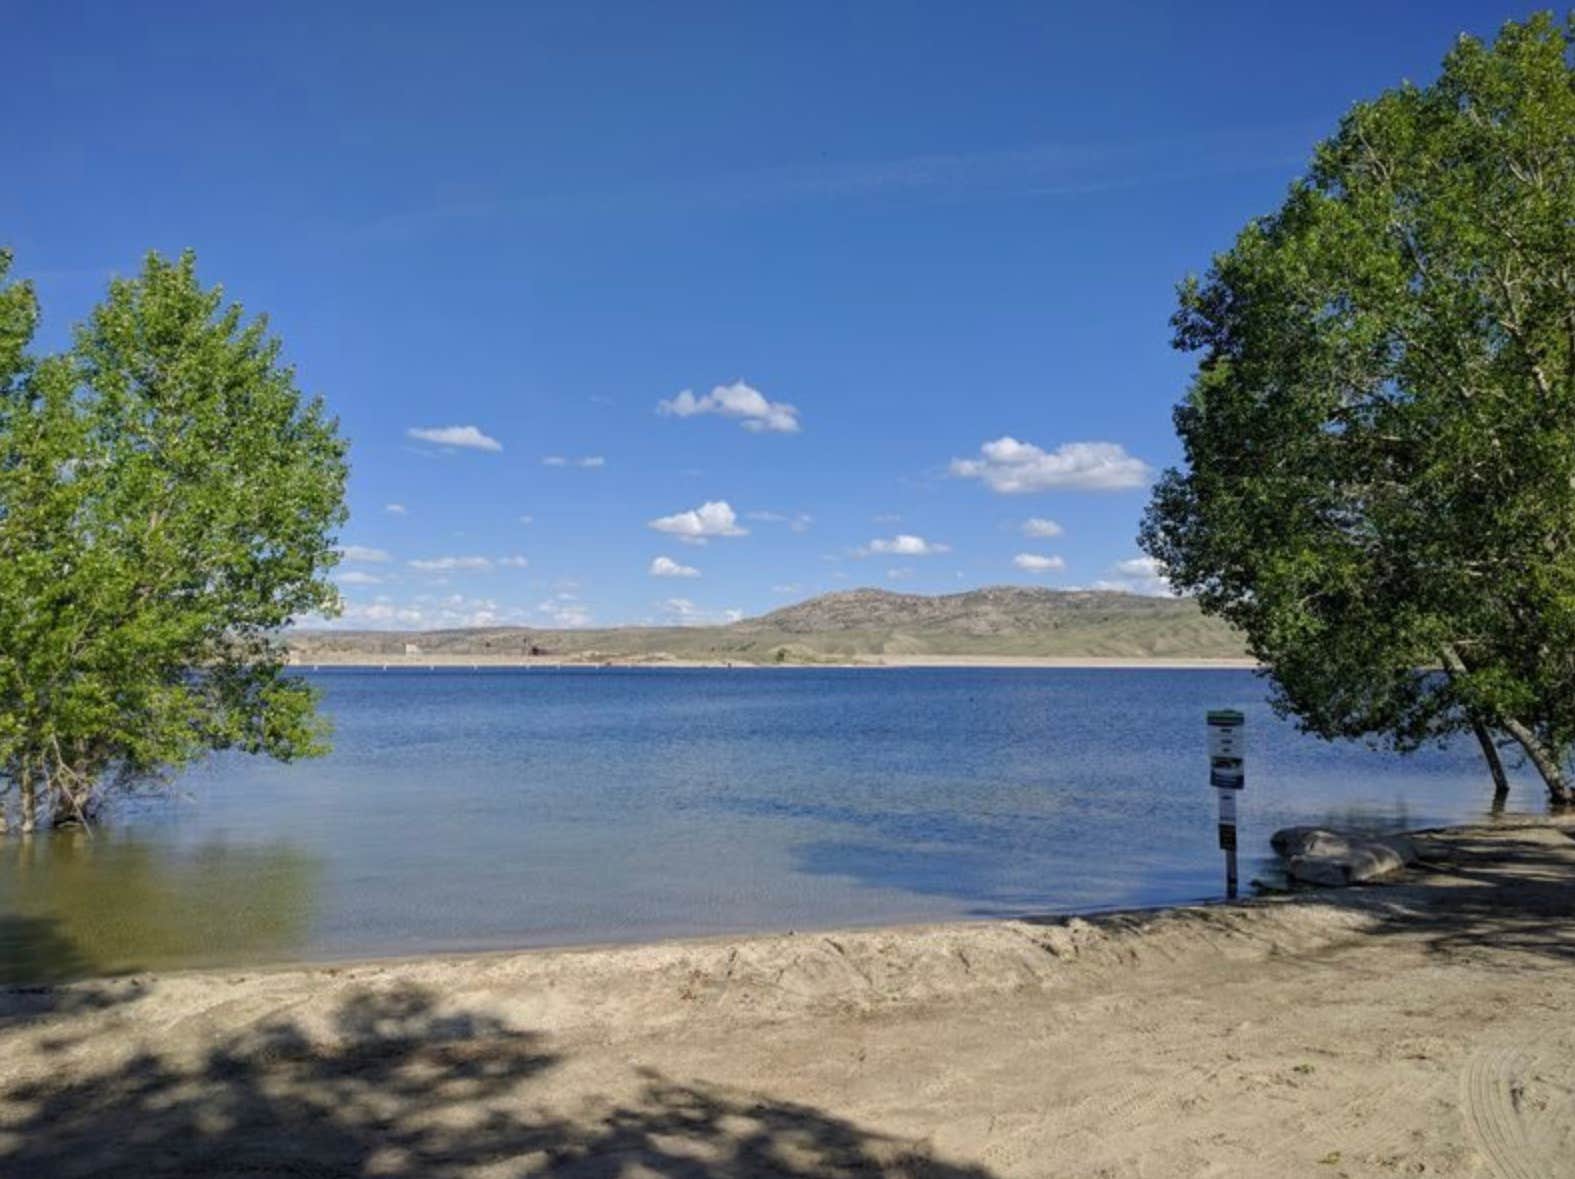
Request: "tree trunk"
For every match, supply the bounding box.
[1470,717,1511,811]
[19,765,37,834]
[1437,645,1568,807]
[1498,716,1572,807]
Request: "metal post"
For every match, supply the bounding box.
[1207,710,1245,899]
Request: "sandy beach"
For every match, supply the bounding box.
[2,818,1571,1177]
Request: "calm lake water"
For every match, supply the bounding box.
[0,667,1543,981]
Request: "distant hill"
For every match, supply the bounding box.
[287,586,1247,663]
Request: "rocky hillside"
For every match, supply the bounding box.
[288,586,1246,662]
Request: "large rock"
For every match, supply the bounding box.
[1270,826,1418,886]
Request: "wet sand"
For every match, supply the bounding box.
[2,819,1571,1177]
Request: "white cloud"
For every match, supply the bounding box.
[577,455,605,468]
[872,512,902,524]
[1022,516,1064,538]
[544,455,604,468]
[1093,555,1175,597]
[499,555,529,568]
[542,456,567,467]
[658,597,745,626]
[385,503,407,515]
[1115,556,1160,577]
[772,583,802,595]
[408,555,494,572]
[887,567,913,581]
[518,515,534,525]
[951,437,1150,493]
[1013,553,1066,573]
[648,500,748,544]
[340,545,391,563]
[650,555,701,578]
[336,600,424,627]
[319,592,527,630]
[337,570,384,585]
[858,534,950,557]
[658,380,801,434]
[538,598,593,627]
[407,425,502,452]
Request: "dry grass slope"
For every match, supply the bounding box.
[289,586,1246,663]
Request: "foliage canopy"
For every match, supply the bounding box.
[0,250,348,829]
[1141,13,1575,803]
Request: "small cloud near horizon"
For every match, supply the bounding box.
[857,534,950,557]
[650,555,701,578]
[659,597,745,625]
[1093,555,1174,596]
[1013,552,1066,573]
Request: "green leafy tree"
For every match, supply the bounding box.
[1141,13,1575,806]
[0,250,348,831]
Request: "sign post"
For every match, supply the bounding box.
[1207,709,1245,898]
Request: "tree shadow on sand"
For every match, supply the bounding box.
[1326,826,1575,966]
[998,824,1575,970]
[0,980,996,1178]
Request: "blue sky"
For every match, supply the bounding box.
[6,1,1514,628]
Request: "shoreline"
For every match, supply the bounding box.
[0,813,1550,992]
[288,652,1259,670]
[4,817,1572,1176]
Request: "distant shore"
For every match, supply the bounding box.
[5,818,1571,1176]
[288,652,1259,670]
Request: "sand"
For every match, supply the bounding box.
[2,819,1572,1177]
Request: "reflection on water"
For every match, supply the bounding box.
[0,836,317,983]
[0,668,1545,980]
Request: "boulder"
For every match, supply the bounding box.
[1270,826,1418,886]
[1271,826,1350,858]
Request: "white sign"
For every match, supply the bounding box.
[1216,789,1237,823]
[1208,727,1244,759]
[1210,759,1245,789]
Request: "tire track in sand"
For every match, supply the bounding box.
[1459,1045,1573,1179]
